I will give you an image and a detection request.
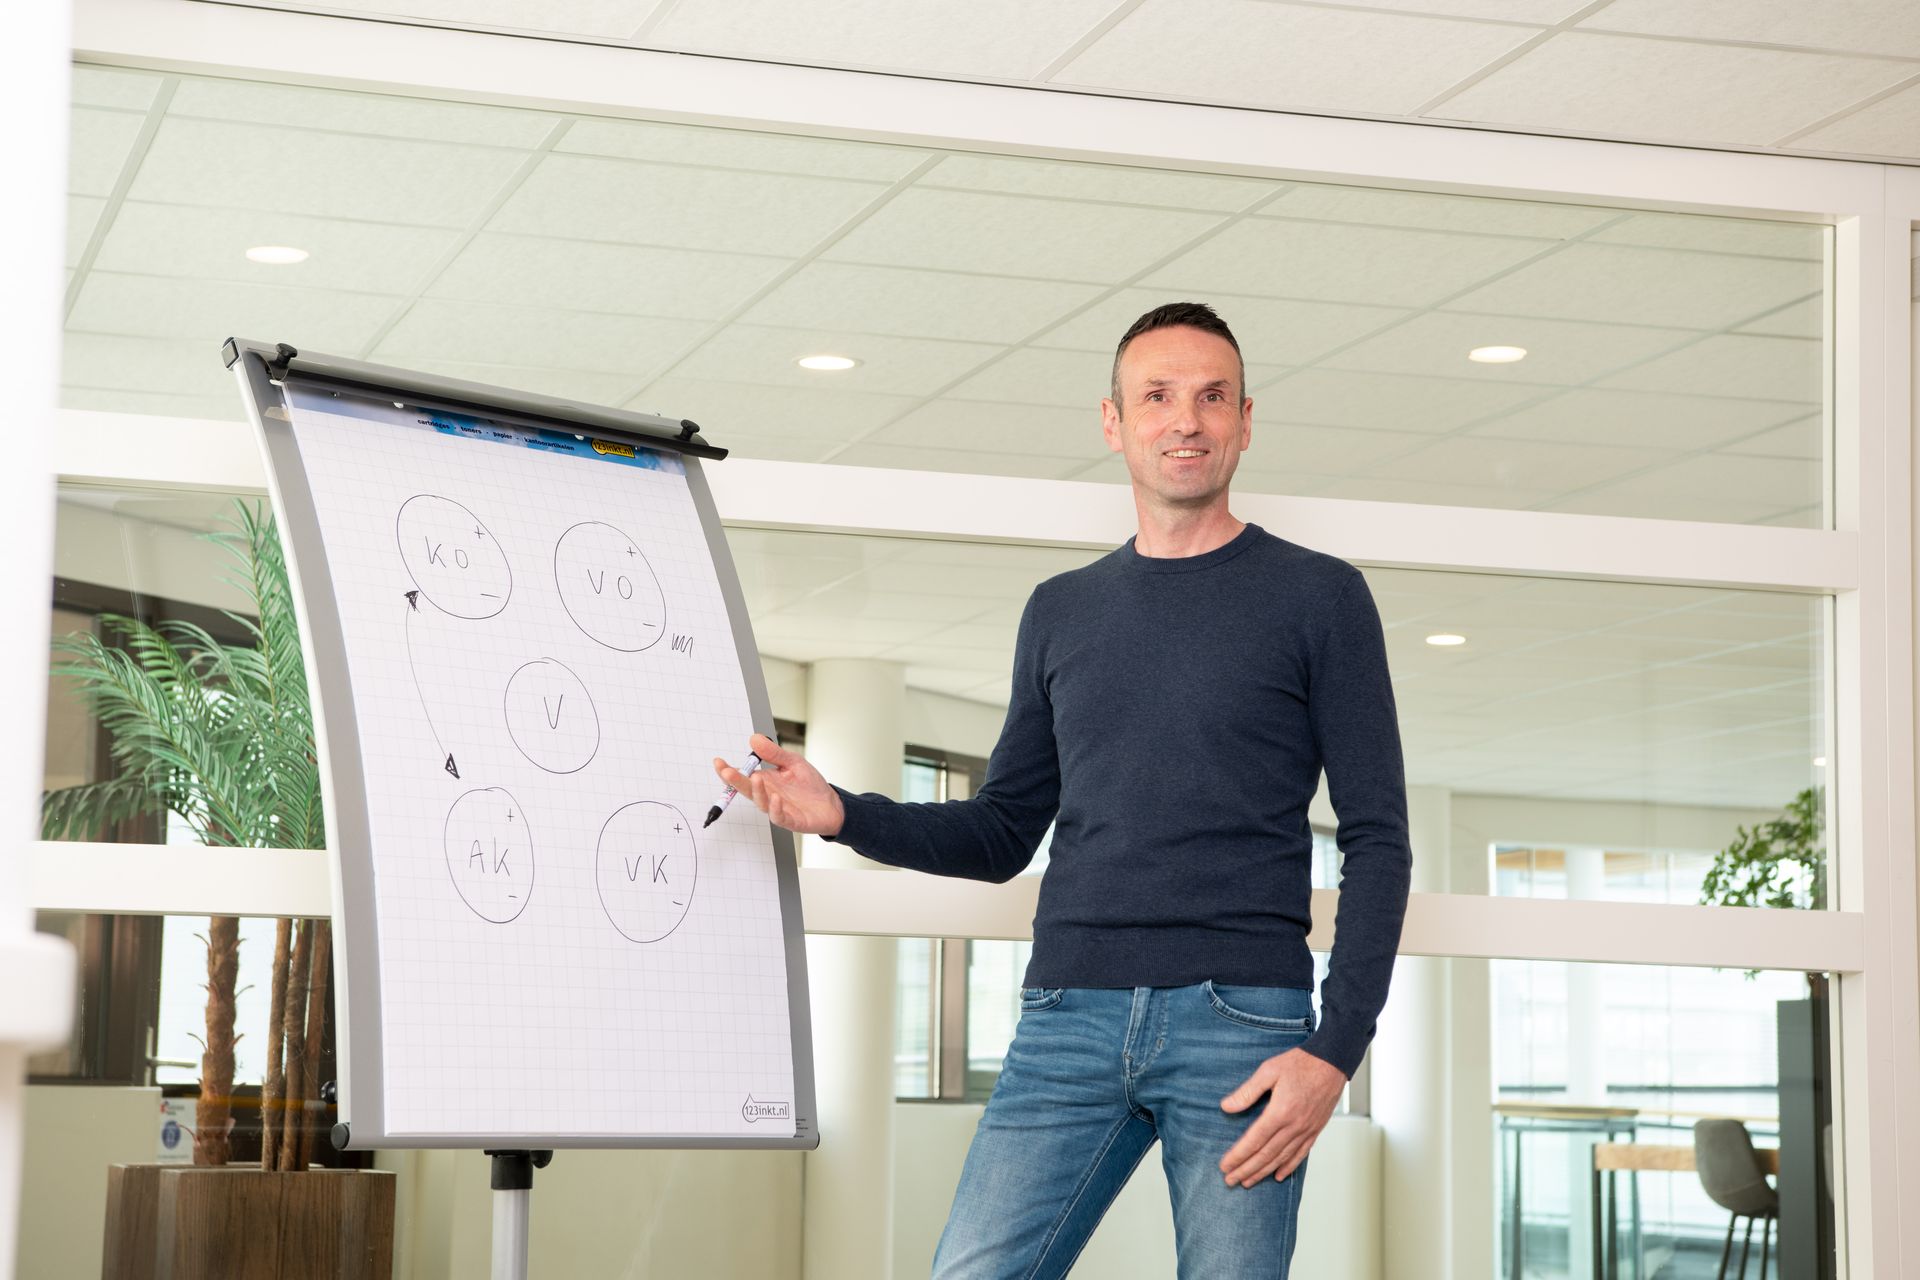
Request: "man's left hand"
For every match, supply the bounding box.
[1218,1048,1347,1187]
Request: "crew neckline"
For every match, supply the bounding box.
[1121,522,1265,574]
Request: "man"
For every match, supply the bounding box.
[715,301,1410,1278]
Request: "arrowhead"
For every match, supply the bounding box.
[404,590,420,611]
[444,754,459,779]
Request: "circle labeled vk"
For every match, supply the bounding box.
[595,801,697,943]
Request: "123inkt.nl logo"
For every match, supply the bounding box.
[742,1094,790,1123]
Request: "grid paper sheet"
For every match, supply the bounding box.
[285,385,795,1141]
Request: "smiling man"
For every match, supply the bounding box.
[716,301,1411,1278]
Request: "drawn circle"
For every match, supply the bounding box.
[444,787,533,923]
[396,495,513,620]
[503,658,601,774]
[595,801,697,943]
[554,521,666,652]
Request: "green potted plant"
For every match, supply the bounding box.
[44,501,391,1278]
[1699,785,1834,1279]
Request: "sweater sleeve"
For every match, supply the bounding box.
[823,592,1060,883]
[1298,570,1412,1078]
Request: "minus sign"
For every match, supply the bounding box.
[673,901,684,906]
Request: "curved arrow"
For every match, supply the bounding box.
[404,591,460,779]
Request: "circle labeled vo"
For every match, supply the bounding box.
[503,658,600,774]
[554,521,665,652]
[444,787,533,924]
[595,801,697,943]
[396,495,512,619]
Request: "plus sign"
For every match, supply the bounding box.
[506,811,514,822]
[627,546,636,557]
[673,823,683,834]
[474,525,485,538]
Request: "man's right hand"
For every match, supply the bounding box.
[713,732,846,837]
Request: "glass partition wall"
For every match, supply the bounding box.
[34,49,1898,1280]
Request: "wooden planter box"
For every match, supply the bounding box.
[102,1165,395,1280]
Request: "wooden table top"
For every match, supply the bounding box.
[1593,1143,1781,1175]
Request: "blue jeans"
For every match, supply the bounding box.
[933,982,1316,1279]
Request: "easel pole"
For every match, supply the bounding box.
[486,1149,552,1280]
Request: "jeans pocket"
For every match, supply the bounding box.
[1018,986,1064,1012]
[1203,981,1314,1032]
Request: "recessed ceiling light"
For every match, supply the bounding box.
[796,354,858,372]
[246,245,309,265]
[1814,756,1827,767]
[1426,633,1467,647]
[1468,345,1527,364]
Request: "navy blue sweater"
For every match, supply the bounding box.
[827,524,1410,1077]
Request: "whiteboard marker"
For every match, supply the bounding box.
[704,752,763,827]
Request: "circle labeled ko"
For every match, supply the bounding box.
[503,658,600,774]
[444,787,533,924]
[396,495,512,619]
[595,801,697,943]
[554,521,666,652]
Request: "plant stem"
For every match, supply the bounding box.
[296,920,331,1170]
[278,919,314,1172]
[260,917,292,1170]
[193,915,240,1166]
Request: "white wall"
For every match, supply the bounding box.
[15,1086,157,1280]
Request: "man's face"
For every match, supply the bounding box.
[1101,325,1252,510]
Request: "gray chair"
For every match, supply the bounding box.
[1694,1119,1779,1280]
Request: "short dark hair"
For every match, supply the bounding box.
[1109,301,1244,405]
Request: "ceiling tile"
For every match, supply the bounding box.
[61,386,244,421]
[1237,423,1435,474]
[1349,0,1582,18]
[1585,211,1825,261]
[1057,0,1532,113]
[1268,181,1617,240]
[1442,242,1823,330]
[68,272,400,350]
[1790,82,1920,160]
[1326,312,1697,384]
[630,375,920,444]
[1433,31,1915,146]
[558,117,927,181]
[667,325,1003,397]
[870,400,1101,459]
[1469,387,1811,450]
[1142,218,1553,307]
[282,0,666,38]
[1548,454,1821,520]
[1720,419,1822,461]
[373,300,705,377]
[739,263,1103,344]
[823,187,1228,283]
[834,443,1090,480]
[1597,334,1823,404]
[91,202,461,294]
[1034,288,1409,365]
[127,118,529,226]
[67,197,107,268]
[1735,296,1824,340]
[1579,0,1920,59]
[646,0,1122,80]
[1309,474,1556,509]
[398,359,648,408]
[167,78,558,148]
[1257,367,1544,432]
[489,153,889,253]
[69,107,147,197]
[1364,435,1657,492]
[430,233,788,319]
[949,348,1275,409]
[922,153,1273,211]
[62,333,233,398]
[71,65,163,111]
